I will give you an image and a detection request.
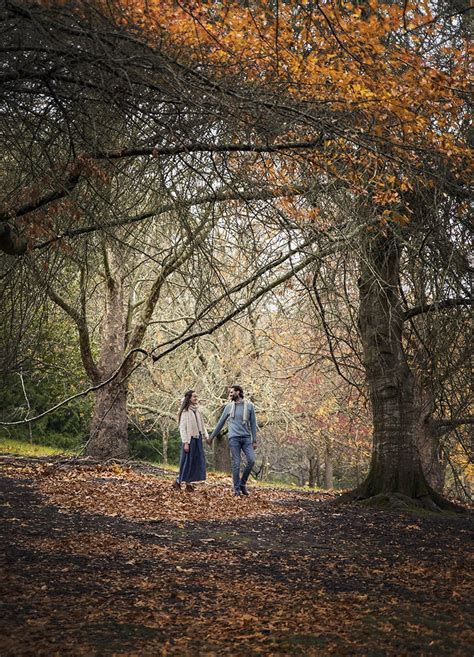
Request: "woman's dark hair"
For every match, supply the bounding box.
[231,385,244,398]
[178,389,195,422]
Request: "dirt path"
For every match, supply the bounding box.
[1,459,472,656]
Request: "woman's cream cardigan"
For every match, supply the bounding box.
[179,407,209,444]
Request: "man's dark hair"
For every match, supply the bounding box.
[231,385,244,398]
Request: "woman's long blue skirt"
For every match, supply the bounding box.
[177,434,206,483]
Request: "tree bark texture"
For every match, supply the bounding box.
[213,397,232,473]
[86,252,128,458]
[162,425,169,465]
[88,379,128,459]
[308,454,317,488]
[214,433,232,473]
[324,441,334,489]
[356,236,432,500]
[413,371,445,492]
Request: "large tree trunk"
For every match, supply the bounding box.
[88,379,128,458]
[350,235,455,510]
[86,249,128,458]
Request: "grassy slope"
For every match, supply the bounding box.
[0,437,75,457]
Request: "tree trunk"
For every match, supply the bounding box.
[162,425,169,465]
[214,433,232,473]
[316,452,322,487]
[413,371,445,492]
[350,235,456,510]
[299,468,306,487]
[213,395,232,473]
[88,379,128,458]
[86,249,128,458]
[324,441,334,489]
[308,454,316,488]
[415,417,445,492]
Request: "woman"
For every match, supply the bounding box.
[173,390,208,492]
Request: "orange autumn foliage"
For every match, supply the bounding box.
[37,1,470,229]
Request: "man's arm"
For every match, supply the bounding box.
[249,405,258,444]
[209,405,230,440]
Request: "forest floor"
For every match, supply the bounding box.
[1,456,473,656]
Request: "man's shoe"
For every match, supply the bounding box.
[234,491,242,497]
[172,481,181,491]
[240,484,249,496]
[185,483,195,492]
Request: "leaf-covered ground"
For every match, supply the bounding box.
[1,457,472,656]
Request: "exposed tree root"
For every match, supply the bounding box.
[334,488,466,513]
[332,457,468,513]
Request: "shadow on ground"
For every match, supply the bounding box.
[1,459,472,656]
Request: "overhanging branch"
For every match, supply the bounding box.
[404,297,473,321]
[34,185,306,250]
[434,416,474,437]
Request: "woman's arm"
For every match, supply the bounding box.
[179,412,190,443]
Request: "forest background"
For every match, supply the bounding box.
[0,0,472,504]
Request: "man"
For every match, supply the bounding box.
[208,385,258,497]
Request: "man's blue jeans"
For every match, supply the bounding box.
[229,435,255,493]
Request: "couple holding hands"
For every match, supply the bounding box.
[174,385,258,497]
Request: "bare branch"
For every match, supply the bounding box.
[404,297,473,321]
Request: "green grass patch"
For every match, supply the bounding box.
[0,437,76,458]
[152,461,179,472]
[250,478,321,492]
